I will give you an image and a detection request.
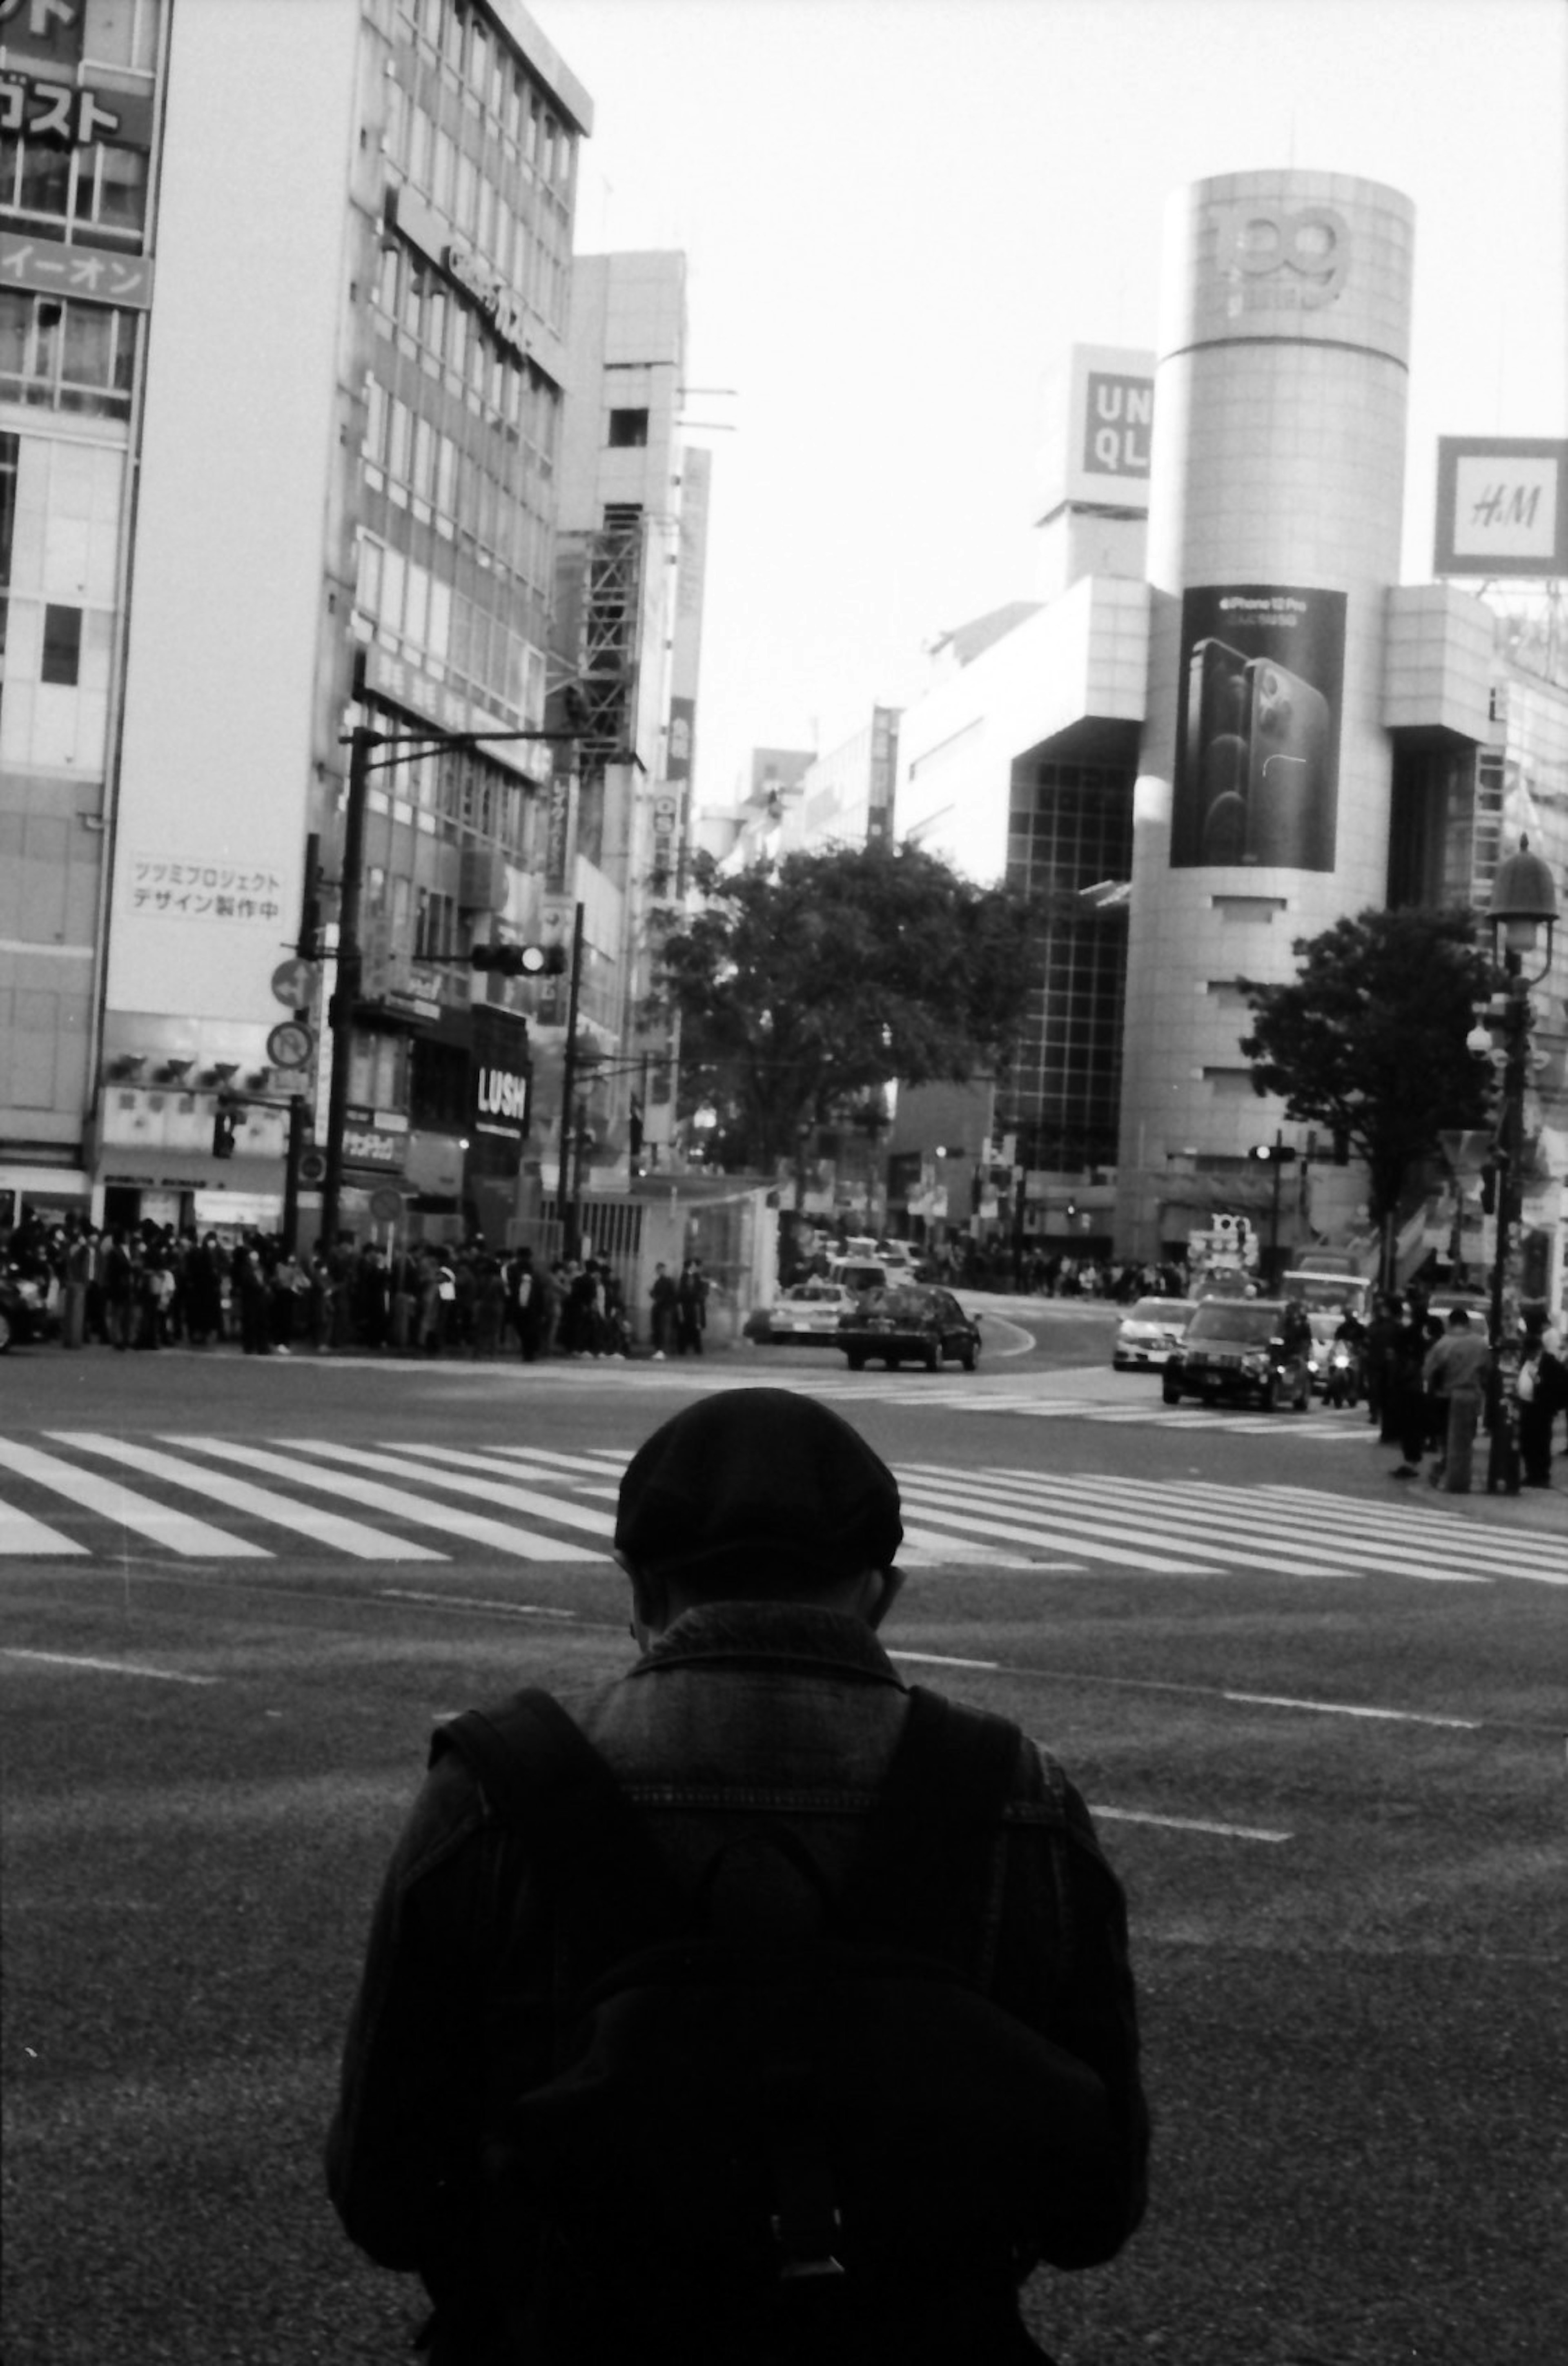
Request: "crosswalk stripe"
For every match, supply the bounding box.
[893,1486,1223,1576]
[50,1434,446,1562]
[162,1437,602,1563]
[898,1478,1307,1578]
[0,1437,268,1559]
[276,1439,615,1544]
[1106,1475,1568,1581]
[0,1493,87,1556]
[947,1469,1487,1584]
[900,1471,1347,1580]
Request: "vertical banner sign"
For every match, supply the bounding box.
[1170,585,1347,871]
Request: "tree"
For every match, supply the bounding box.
[650,843,1036,1171]
[1238,907,1493,1225]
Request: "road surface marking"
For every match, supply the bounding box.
[275,1439,615,1542]
[1223,1691,1482,1730]
[50,1434,446,1563]
[1090,1804,1292,1843]
[963,1469,1494,1584]
[381,1589,580,1620]
[0,1436,268,1559]
[0,1647,219,1684]
[905,1470,1339,1579]
[162,1436,601,1563]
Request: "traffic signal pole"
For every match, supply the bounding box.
[319,722,377,1257]
[555,899,586,1257]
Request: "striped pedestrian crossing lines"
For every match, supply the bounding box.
[0,1433,1563,1591]
[470,1360,1372,1437]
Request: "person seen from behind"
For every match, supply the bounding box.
[326,1388,1149,2364]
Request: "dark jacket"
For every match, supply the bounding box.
[326,1602,1149,2352]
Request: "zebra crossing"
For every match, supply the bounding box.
[0,1430,1563,1590]
[450,1357,1372,1439]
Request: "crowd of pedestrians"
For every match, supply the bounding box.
[0,1211,694,1362]
[1359,1290,1568,1492]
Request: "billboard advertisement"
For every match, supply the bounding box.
[1036,343,1155,517]
[1433,438,1568,578]
[1170,586,1347,871]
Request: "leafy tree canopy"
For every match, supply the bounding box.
[650,843,1036,1170]
[1238,906,1493,1223]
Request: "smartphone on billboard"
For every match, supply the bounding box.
[1181,638,1252,864]
[1243,658,1332,868]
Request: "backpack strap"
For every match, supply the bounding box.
[435,1689,686,1967]
[842,1687,1023,1972]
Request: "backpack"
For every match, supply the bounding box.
[432,1686,1128,2364]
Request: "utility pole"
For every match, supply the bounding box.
[554,900,586,1257]
[279,832,321,1257]
[319,723,377,1256]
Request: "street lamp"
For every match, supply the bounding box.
[1465,836,1559,1464]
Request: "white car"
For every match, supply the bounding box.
[1112,1296,1194,1371]
[751,1281,861,1342]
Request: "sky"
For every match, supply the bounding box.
[532,0,1568,811]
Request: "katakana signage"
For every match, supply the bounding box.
[0,64,151,145]
[128,857,285,925]
[0,0,85,74]
[0,226,152,307]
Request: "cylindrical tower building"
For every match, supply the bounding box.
[1116,170,1416,1258]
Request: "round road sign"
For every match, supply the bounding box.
[271,957,314,1008]
[266,1020,314,1069]
[369,1187,404,1223]
[298,1148,327,1187]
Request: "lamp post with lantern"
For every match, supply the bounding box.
[1464,837,1559,1485]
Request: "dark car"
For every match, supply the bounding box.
[1162,1296,1313,1411]
[838,1283,981,1373]
[0,1264,51,1352]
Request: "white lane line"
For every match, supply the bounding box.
[164,1437,601,1564]
[479,1444,634,1477]
[964,1471,1493,1585]
[274,1439,615,1544]
[0,1647,219,1685]
[0,1436,268,1559]
[51,1434,445,1564]
[1090,1803,1292,1843]
[1223,1690,1482,1730]
[890,1649,1003,1671]
[381,1590,580,1620]
[902,1472,1350,1580]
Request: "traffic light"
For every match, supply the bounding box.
[1246,1143,1298,1165]
[470,942,568,976]
[1479,1163,1497,1215]
[212,1105,238,1158]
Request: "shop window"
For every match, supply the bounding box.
[41,604,81,686]
[608,408,649,448]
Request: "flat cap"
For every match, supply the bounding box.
[615,1387,903,1586]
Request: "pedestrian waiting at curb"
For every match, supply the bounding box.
[327,1388,1149,2365]
[1422,1307,1492,1493]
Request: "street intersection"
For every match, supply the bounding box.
[2,1320,1564,2365]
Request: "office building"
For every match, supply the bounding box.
[1,0,594,1248]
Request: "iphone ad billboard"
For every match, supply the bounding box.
[1170,586,1347,871]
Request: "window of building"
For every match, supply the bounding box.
[41,604,82,685]
[608,408,649,448]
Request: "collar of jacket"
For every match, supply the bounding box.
[632,1600,906,1689]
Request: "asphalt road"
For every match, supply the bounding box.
[2,1314,1565,2365]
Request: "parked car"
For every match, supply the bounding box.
[1112,1295,1194,1371]
[0,1264,50,1352]
[1162,1297,1313,1411]
[837,1283,981,1373]
[743,1281,860,1345]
